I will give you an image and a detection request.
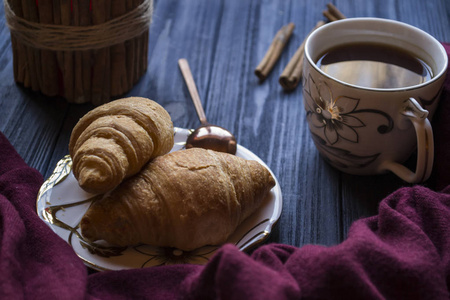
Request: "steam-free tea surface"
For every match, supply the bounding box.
[316,42,433,89]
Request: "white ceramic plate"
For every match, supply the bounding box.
[36,127,282,271]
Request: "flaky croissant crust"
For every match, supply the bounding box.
[69,97,174,194]
[80,148,275,250]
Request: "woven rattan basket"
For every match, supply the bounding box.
[4,0,152,105]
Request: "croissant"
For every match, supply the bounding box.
[80,148,275,250]
[69,97,174,194]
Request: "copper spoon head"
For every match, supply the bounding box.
[178,58,237,155]
[186,125,237,155]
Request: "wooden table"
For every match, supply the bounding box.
[1,0,449,250]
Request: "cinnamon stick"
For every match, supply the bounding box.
[142,1,150,76]
[8,0,19,81]
[110,0,129,97]
[102,2,112,103]
[126,0,136,87]
[326,3,346,20]
[136,0,149,84]
[279,20,325,91]
[255,22,295,81]
[134,0,147,85]
[52,0,63,96]
[322,10,336,22]
[91,0,108,105]
[28,0,43,91]
[60,0,74,101]
[72,0,85,103]
[142,24,149,76]
[10,33,21,82]
[134,31,142,85]
[279,3,346,91]
[80,0,92,103]
[21,0,40,91]
[38,0,59,96]
[9,0,27,85]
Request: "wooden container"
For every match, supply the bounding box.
[4,0,152,105]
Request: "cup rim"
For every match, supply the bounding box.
[304,17,448,92]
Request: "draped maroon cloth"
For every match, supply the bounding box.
[1,44,450,299]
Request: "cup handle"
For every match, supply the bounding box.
[380,98,434,183]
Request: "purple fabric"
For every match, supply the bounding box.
[1,44,450,299]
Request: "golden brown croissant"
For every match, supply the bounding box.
[69,97,174,194]
[80,148,275,250]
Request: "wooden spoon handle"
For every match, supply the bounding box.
[178,58,208,125]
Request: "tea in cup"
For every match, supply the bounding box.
[302,18,448,183]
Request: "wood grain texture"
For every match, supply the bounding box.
[0,0,449,250]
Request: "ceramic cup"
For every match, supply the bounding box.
[302,18,448,183]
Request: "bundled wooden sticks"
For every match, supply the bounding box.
[4,0,152,105]
[254,3,346,91]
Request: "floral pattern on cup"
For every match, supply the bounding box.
[303,74,365,145]
[310,132,380,170]
[303,74,396,170]
[301,18,447,182]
